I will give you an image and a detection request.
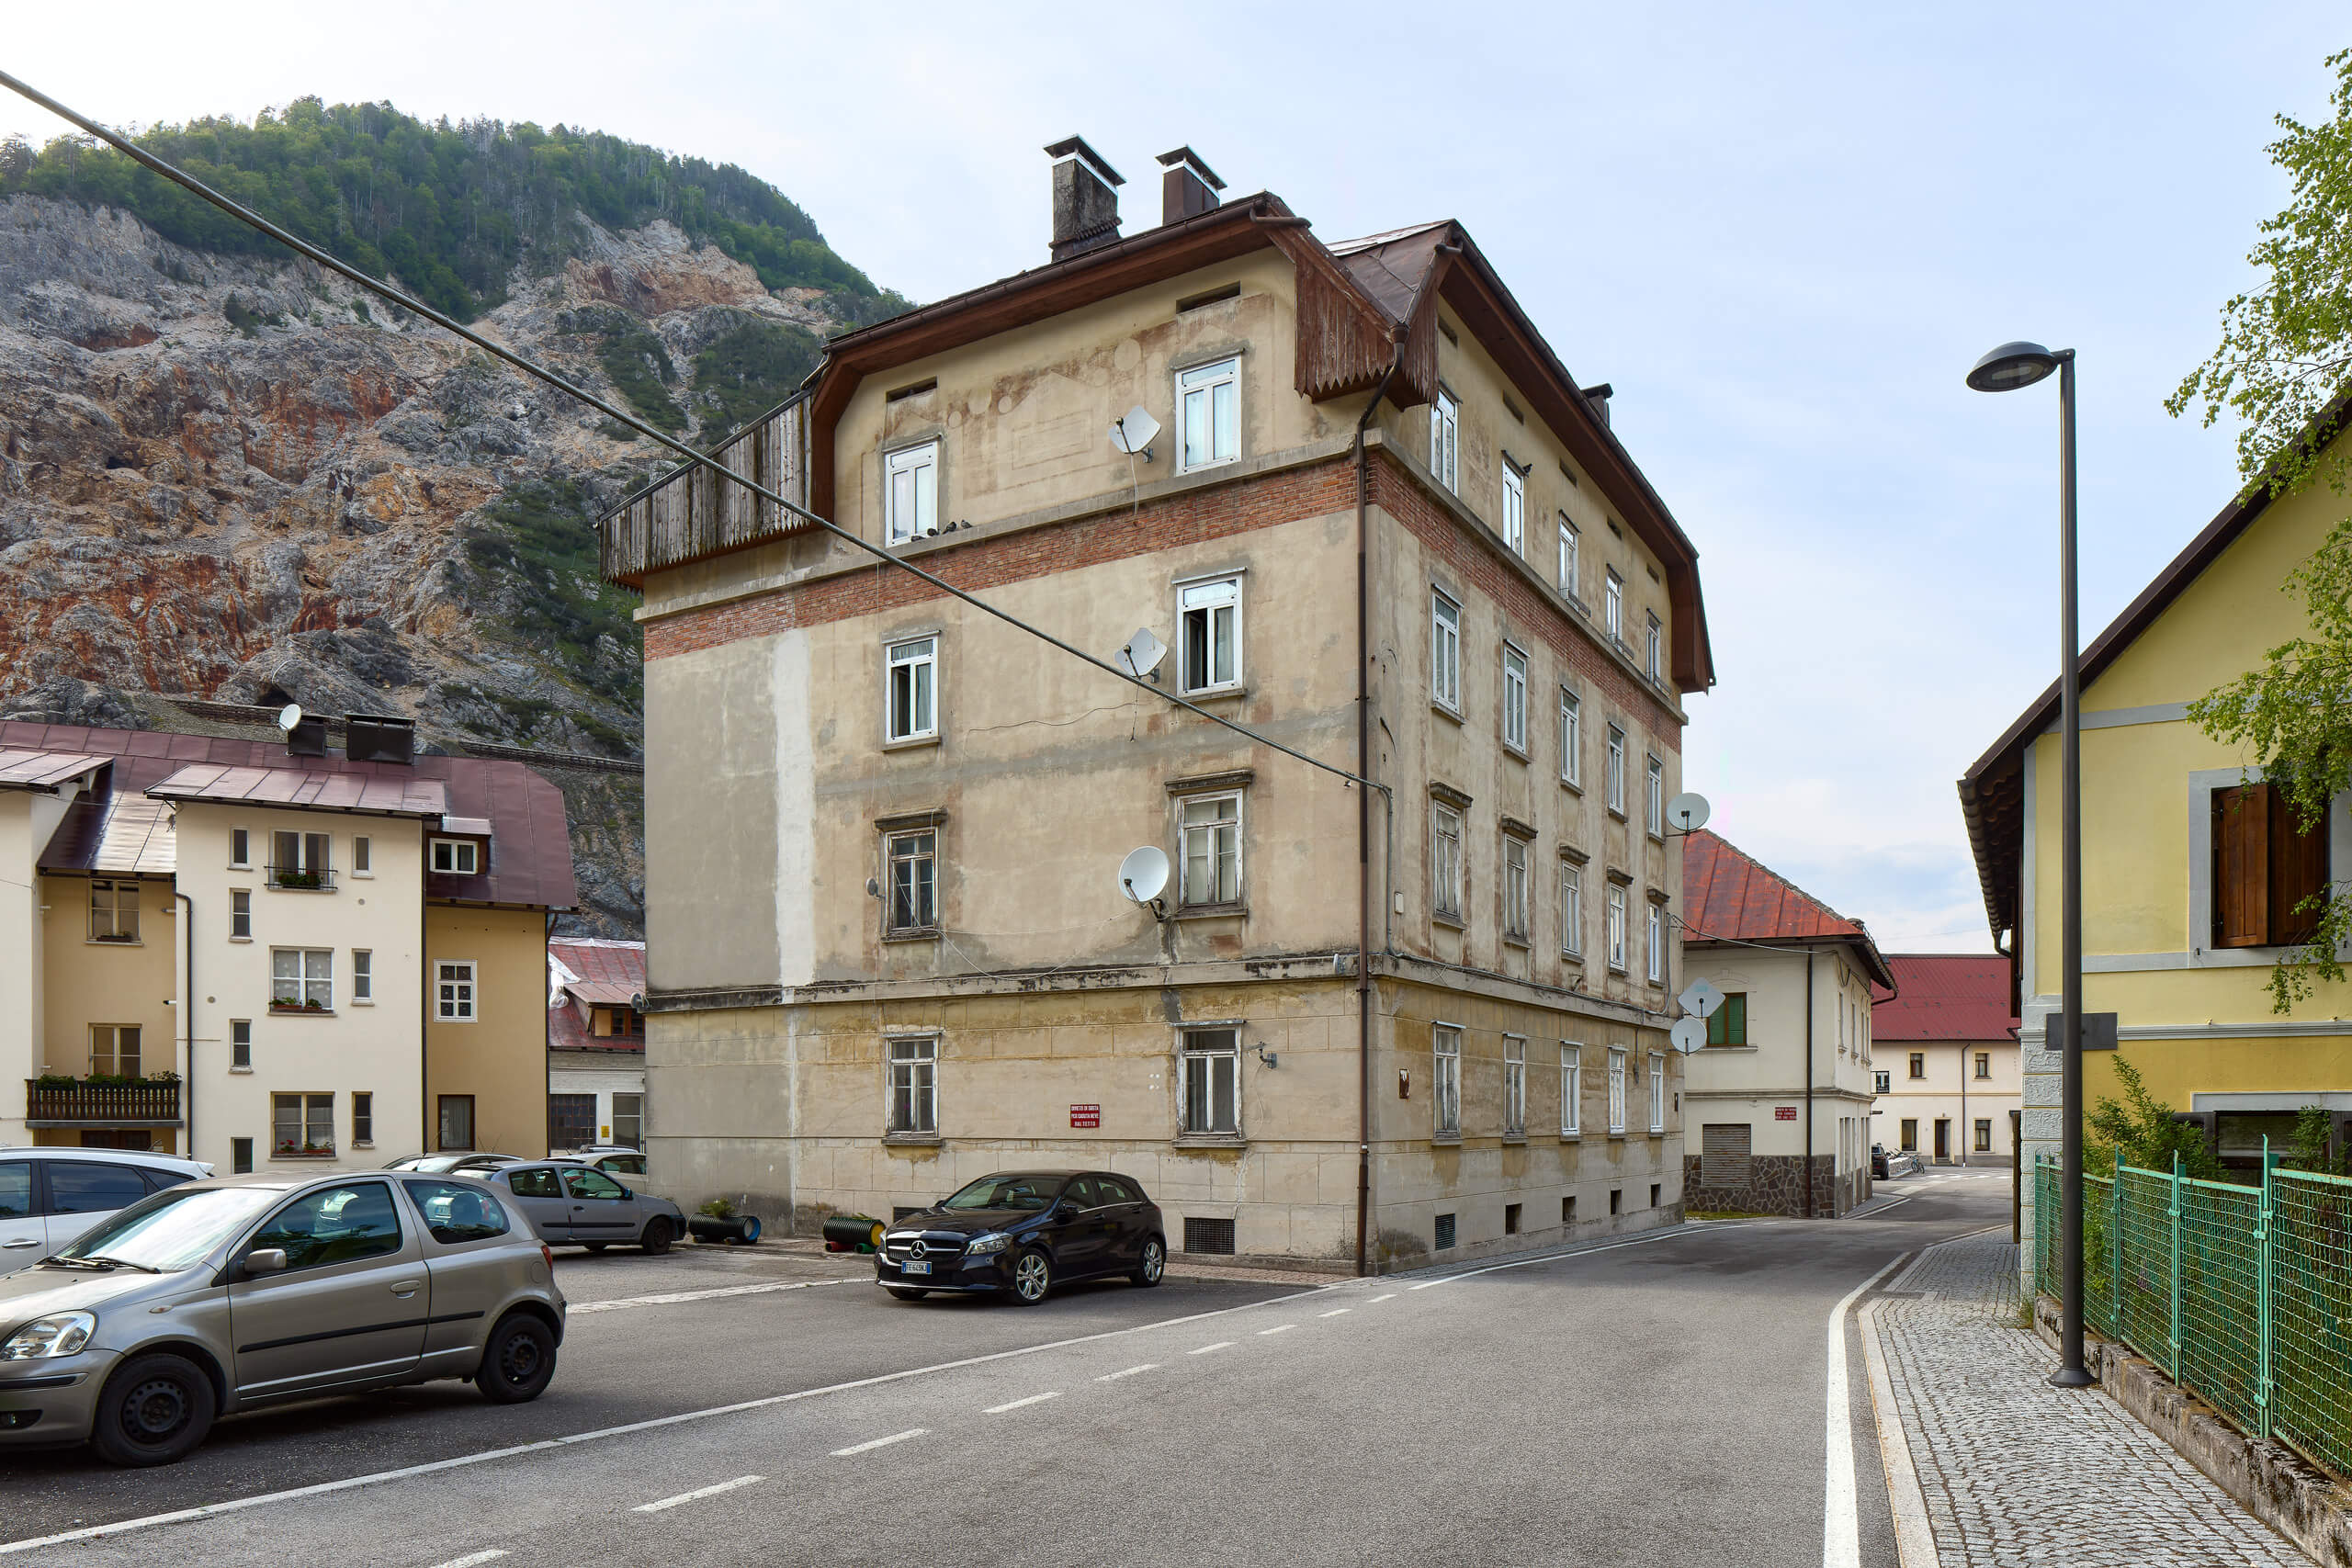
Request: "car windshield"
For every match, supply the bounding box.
[940,1175,1067,1213]
[52,1186,281,1273]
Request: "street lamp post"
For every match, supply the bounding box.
[1966,339,2094,1388]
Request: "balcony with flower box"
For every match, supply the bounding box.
[26,1075,184,1128]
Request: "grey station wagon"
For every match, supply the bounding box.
[488,1163,684,1253]
[0,1170,566,1465]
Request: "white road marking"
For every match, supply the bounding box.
[831,1429,926,1457]
[0,1281,1334,1558]
[1319,1308,1351,1317]
[1257,1324,1295,1336]
[1859,1296,1940,1568]
[1368,1293,1396,1303]
[1823,1251,1912,1568]
[632,1475,763,1513]
[983,1392,1060,1414]
[1096,1364,1158,1382]
[424,1553,509,1568]
[1407,1224,1711,1290]
[570,1278,857,1314]
[1188,1341,1234,1355]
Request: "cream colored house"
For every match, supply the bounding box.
[1678,830,1889,1217]
[1869,953,2016,1166]
[0,716,571,1171]
[603,141,1715,1269]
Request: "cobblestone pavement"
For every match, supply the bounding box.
[1873,1229,2305,1567]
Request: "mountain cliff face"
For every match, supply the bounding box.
[0,114,882,937]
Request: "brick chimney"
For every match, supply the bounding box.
[1157,146,1225,224]
[1046,136,1125,262]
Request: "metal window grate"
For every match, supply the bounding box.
[1434,1213,1456,1250]
[1183,1216,1236,1255]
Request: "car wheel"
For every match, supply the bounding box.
[1011,1247,1052,1306]
[885,1287,928,1302]
[639,1216,673,1256]
[582,1242,608,1254]
[88,1352,216,1468]
[477,1312,559,1404]
[1131,1235,1166,1287]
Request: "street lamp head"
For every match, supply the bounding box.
[1966,340,2061,393]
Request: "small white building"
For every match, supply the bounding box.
[1870,953,2017,1166]
[548,938,645,1153]
[1678,829,1890,1217]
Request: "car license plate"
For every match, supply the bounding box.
[902,1259,931,1276]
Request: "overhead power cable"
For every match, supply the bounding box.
[0,69,1383,801]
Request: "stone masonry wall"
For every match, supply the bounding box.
[1683,1152,1843,1218]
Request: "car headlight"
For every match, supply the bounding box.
[1,1313,95,1360]
[966,1232,1011,1256]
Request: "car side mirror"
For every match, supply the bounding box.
[243,1247,288,1276]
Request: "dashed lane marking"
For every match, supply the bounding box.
[831,1429,927,1457]
[1368,1293,1396,1303]
[983,1393,1060,1414]
[1407,1225,1709,1290]
[425,1553,510,1568]
[1096,1364,1159,1382]
[633,1475,764,1513]
[1257,1325,1295,1336]
[1319,1308,1351,1317]
[571,1278,858,1314]
[1188,1341,1234,1355]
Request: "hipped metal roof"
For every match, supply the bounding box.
[1679,828,1894,990]
[1869,953,2016,1043]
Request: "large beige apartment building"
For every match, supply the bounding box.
[603,141,1714,1269]
[0,716,572,1171]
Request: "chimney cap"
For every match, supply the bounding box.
[1155,145,1227,191]
[1044,136,1125,186]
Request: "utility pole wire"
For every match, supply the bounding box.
[0,69,1386,804]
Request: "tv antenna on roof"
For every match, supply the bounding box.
[1118,845,1170,921]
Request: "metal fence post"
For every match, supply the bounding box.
[2167,1150,2182,1383]
[2256,1134,2274,1440]
[2110,1146,2124,1342]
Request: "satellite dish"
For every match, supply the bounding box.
[1118,845,1170,910]
[277,703,303,734]
[1670,1017,1708,1055]
[1665,792,1712,834]
[1679,977,1724,1020]
[1109,405,1161,460]
[1118,626,1168,683]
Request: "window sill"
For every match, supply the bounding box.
[1172,903,1248,921]
[1607,808,1628,823]
[1178,684,1250,704]
[883,1132,942,1146]
[271,1152,337,1161]
[882,929,941,944]
[882,734,942,752]
[1559,1132,1581,1143]
[228,1066,253,1075]
[85,939,144,948]
[1432,913,1465,931]
[352,999,375,1008]
[1560,778,1582,795]
[1607,1132,1628,1142]
[265,885,338,895]
[1503,935,1531,950]
[268,1008,336,1018]
[1501,1134,1527,1145]
[352,873,374,881]
[228,865,252,873]
[1502,744,1529,763]
[228,936,253,944]
[353,1140,374,1149]
[1430,700,1463,727]
[1607,965,1628,977]
[1430,1134,1462,1146]
[1173,1134,1247,1149]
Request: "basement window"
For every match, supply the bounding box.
[1183,1216,1237,1255]
[1433,1212,1457,1250]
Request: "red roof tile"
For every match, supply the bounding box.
[1870,953,2015,1042]
[1679,829,1894,988]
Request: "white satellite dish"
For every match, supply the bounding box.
[1118,845,1170,914]
[1679,977,1724,1020]
[277,703,303,734]
[1109,405,1161,460]
[1670,1017,1708,1055]
[1665,792,1712,835]
[1118,626,1168,683]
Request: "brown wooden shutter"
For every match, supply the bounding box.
[2212,784,2272,947]
[2267,785,2330,944]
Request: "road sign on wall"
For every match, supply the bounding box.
[1070,1104,1101,1129]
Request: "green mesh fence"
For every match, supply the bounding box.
[2033,1154,2350,1480]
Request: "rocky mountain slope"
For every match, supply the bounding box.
[0,116,884,936]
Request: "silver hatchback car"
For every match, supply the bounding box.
[0,1169,566,1466]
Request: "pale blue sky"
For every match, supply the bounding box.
[9,3,2345,949]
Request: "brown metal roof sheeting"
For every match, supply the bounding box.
[147,763,450,818]
[3,721,575,910]
[1679,828,1894,989]
[93,795,176,876]
[0,749,109,792]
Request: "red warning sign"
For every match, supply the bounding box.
[1070,1104,1101,1129]
[1775,1106,1798,1121]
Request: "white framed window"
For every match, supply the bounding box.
[228,887,252,942]
[1501,643,1528,752]
[1648,1051,1667,1133]
[1607,885,1628,973]
[886,635,938,742]
[884,440,938,545]
[1432,1024,1463,1137]
[1180,1026,1240,1136]
[888,1035,938,1135]
[1607,727,1627,815]
[1178,792,1242,908]
[1500,462,1525,554]
[1560,689,1582,786]
[352,949,374,1004]
[1645,612,1663,682]
[435,960,477,1022]
[1557,515,1578,596]
[1503,835,1531,942]
[1645,755,1665,837]
[430,839,480,876]
[1430,388,1459,492]
[1503,1035,1527,1136]
[1560,862,1584,955]
[352,835,372,876]
[271,829,332,889]
[1431,804,1464,922]
[353,1091,374,1146]
[273,1092,334,1157]
[1179,576,1241,693]
[230,1020,252,1071]
[88,1023,141,1077]
[1176,356,1240,471]
[230,828,251,868]
[89,878,140,942]
[1646,901,1664,983]
[1605,570,1623,642]
[271,947,334,1011]
[1430,591,1461,710]
[885,829,938,934]
[1607,1047,1628,1134]
[1560,1043,1583,1135]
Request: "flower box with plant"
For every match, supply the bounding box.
[91,931,138,944]
[270,995,330,1013]
[275,1140,334,1158]
[270,867,325,890]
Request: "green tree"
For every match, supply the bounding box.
[2171,50,2352,1010]
[2085,1056,2222,1180]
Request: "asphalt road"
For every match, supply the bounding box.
[0,1172,2014,1566]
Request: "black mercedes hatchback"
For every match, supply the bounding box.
[876,1170,1166,1305]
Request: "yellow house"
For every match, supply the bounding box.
[1960,420,2352,1234]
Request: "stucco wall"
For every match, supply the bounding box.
[425,905,548,1157]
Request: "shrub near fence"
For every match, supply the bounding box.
[2035,1153,2352,1479]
